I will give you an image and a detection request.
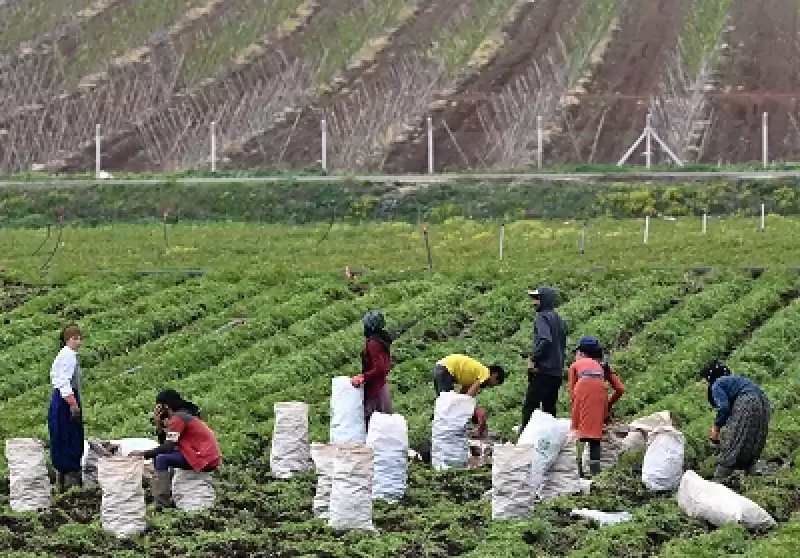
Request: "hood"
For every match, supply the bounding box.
[535,286,558,311]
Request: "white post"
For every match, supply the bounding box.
[760,203,765,231]
[644,215,650,244]
[702,213,707,234]
[645,112,652,169]
[95,124,101,178]
[427,116,434,174]
[210,121,217,172]
[762,112,768,168]
[537,115,543,169]
[499,222,505,261]
[321,119,327,172]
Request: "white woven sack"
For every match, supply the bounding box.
[517,410,570,489]
[98,457,145,537]
[172,469,215,512]
[629,411,673,433]
[431,392,476,471]
[642,427,685,491]
[311,442,362,519]
[328,444,375,531]
[330,376,366,444]
[6,438,51,512]
[270,402,312,479]
[677,470,775,529]
[538,428,582,501]
[492,444,535,519]
[365,412,408,501]
[112,438,159,479]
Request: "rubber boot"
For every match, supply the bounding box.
[745,462,762,476]
[151,470,174,511]
[55,471,66,493]
[63,471,82,489]
[713,465,733,480]
[588,460,602,476]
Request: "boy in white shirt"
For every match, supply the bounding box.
[48,324,84,490]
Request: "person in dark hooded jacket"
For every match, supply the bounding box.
[522,286,567,429]
[351,311,393,429]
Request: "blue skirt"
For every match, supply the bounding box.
[48,390,84,472]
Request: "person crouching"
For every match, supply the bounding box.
[129,389,221,510]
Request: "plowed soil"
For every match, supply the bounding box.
[381,0,583,173]
[701,0,800,163]
[224,0,458,170]
[547,0,690,165]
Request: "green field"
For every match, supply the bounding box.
[0,216,799,556]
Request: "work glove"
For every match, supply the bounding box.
[351,374,365,387]
[709,425,720,444]
[527,358,536,374]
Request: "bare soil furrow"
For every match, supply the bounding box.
[42,0,323,172]
[548,0,691,165]
[701,0,800,163]
[222,0,451,170]
[391,0,586,172]
[374,0,557,173]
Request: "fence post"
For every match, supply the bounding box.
[760,203,765,232]
[644,215,650,244]
[211,121,217,172]
[537,115,543,169]
[321,119,327,172]
[427,117,434,174]
[702,213,707,234]
[499,220,505,261]
[645,112,652,169]
[762,112,768,168]
[423,226,433,269]
[95,124,101,178]
[579,223,586,254]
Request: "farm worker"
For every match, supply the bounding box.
[568,336,625,475]
[522,286,567,429]
[129,389,221,510]
[432,354,505,437]
[48,324,86,491]
[699,361,771,479]
[351,310,393,429]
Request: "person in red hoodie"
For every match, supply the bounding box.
[351,311,393,429]
[130,389,221,510]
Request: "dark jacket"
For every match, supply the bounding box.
[710,375,766,427]
[531,286,567,377]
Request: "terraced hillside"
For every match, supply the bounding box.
[1,250,800,555]
[3,0,800,173]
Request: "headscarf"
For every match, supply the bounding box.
[574,336,612,379]
[156,388,201,417]
[363,310,392,353]
[699,360,731,408]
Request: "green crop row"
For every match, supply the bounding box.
[0,277,255,401]
[301,0,411,85]
[617,272,797,415]
[0,0,96,52]
[427,0,518,77]
[179,0,304,85]
[0,275,185,348]
[60,0,199,88]
[677,0,731,76]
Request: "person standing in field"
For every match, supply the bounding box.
[431,353,506,437]
[522,286,567,429]
[351,311,393,430]
[129,389,221,510]
[700,361,771,479]
[48,324,85,491]
[568,336,625,475]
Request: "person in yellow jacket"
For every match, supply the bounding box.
[431,354,505,437]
